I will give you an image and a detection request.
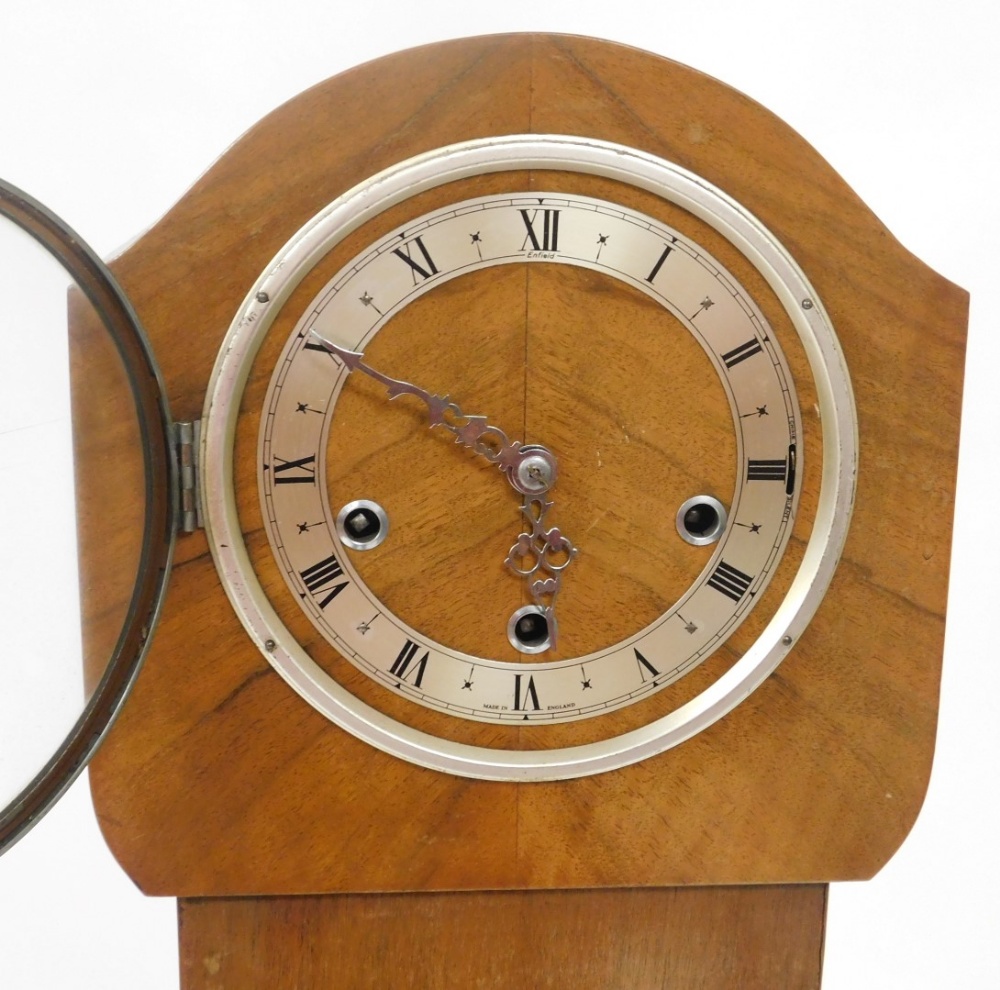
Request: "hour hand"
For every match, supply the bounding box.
[504,496,577,651]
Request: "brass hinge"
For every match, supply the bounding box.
[173,420,203,534]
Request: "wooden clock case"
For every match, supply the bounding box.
[68,34,967,988]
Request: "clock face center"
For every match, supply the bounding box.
[322,259,738,666]
[512,449,556,494]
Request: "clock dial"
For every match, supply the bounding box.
[203,135,855,779]
[258,191,801,725]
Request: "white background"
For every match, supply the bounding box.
[0,1,997,987]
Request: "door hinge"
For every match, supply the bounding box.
[173,420,203,534]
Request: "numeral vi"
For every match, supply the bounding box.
[513,673,541,711]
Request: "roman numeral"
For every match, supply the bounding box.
[747,458,788,482]
[299,553,348,608]
[634,648,660,682]
[748,445,797,494]
[271,453,316,484]
[392,235,439,282]
[513,673,541,711]
[721,337,763,369]
[645,243,674,283]
[519,208,560,251]
[707,561,754,603]
[389,639,429,688]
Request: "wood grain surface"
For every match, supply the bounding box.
[74,34,967,897]
[178,885,827,990]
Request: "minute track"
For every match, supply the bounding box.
[258,189,802,725]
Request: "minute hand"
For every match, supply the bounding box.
[310,332,556,496]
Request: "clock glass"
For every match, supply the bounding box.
[0,180,172,855]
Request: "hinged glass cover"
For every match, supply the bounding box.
[0,180,174,857]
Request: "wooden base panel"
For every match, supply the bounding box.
[178,885,827,989]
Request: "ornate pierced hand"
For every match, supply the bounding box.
[310,334,559,495]
[503,496,576,649]
[310,331,576,648]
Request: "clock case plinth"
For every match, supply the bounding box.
[72,26,964,929]
[178,886,827,989]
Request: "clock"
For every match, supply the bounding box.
[0,33,966,989]
[201,134,856,779]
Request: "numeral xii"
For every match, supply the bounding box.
[519,208,560,251]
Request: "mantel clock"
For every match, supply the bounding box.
[0,34,967,989]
